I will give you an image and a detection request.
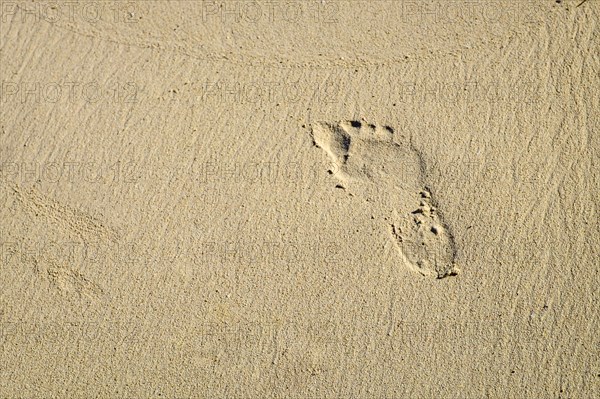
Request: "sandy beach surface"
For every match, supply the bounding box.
[1,1,599,397]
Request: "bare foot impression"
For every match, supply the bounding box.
[311,120,460,279]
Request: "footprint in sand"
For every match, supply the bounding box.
[311,120,460,279]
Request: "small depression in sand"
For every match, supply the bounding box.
[311,120,460,279]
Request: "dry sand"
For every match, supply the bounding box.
[1,0,599,397]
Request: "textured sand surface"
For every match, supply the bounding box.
[1,1,599,398]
